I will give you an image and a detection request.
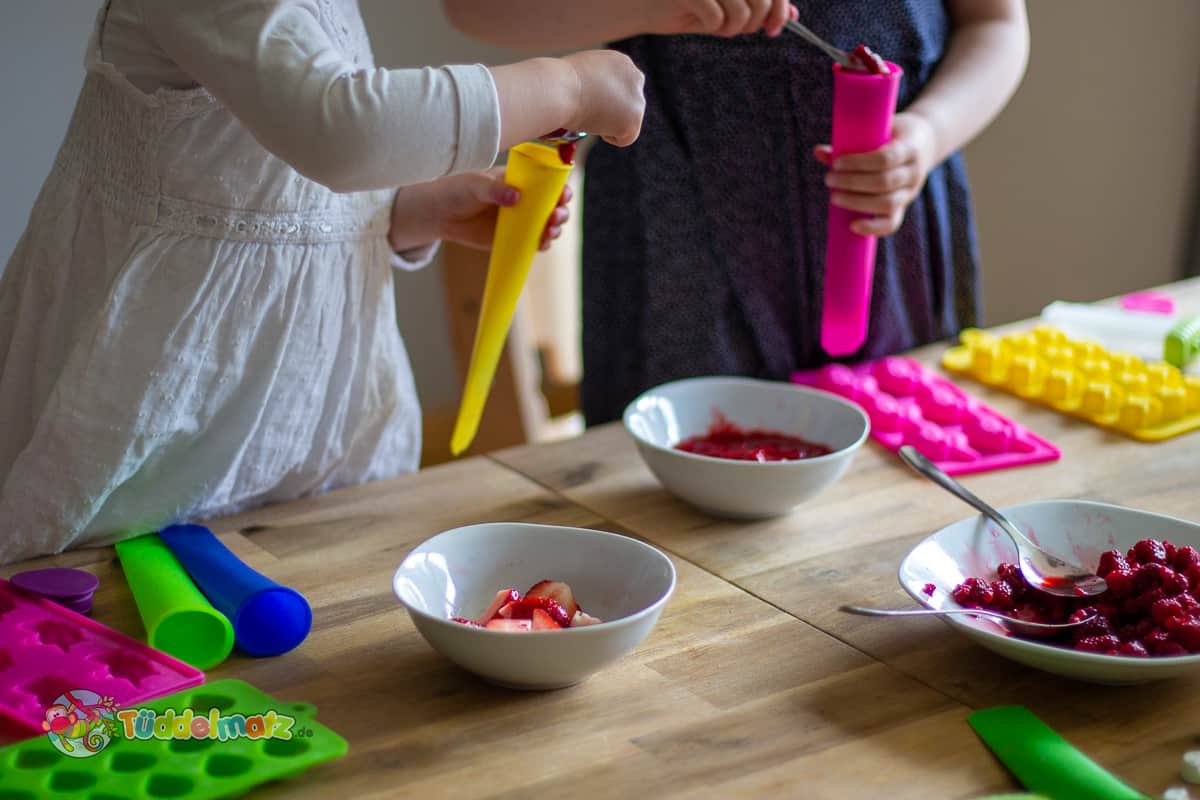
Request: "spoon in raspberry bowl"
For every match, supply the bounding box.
[839,604,1097,639]
[898,446,1108,598]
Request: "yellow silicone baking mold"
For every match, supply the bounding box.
[942,326,1200,442]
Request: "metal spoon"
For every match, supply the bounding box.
[783,18,855,69]
[897,445,1108,598]
[839,604,1095,638]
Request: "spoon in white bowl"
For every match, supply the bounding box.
[897,445,1108,598]
[839,604,1095,638]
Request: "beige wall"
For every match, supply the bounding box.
[2,2,1198,414]
[965,0,1200,325]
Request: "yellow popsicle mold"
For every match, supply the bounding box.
[943,326,1200,442]
[449,142,572,456]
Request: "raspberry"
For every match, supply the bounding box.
[1152,598,1185,626]
[952,577,993,607]
[989,580,1015,610]
[1103,568,1135,598]
[1173,621,1200,652]
[1124,588,1165,616]
[1133,563,1163,593]
[1157,565,1189,597]
[1075,634,1121,653]
[997,562,1026,589]
[1097,550,1130,577]
[1172,546,1200,574]
[1165,541,1178,562]
[1155,641,1188,657]
[1144,628,1171,650]
[1117,641,1150,657]
[1071,615,1114,642]
[1134,539,1169,565]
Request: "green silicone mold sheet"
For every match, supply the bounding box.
[0,679,346,799]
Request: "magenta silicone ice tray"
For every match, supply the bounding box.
[0,578,203,743]
[791,356,1061,475]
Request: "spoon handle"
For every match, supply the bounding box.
[839,604,1001,621]
[897,446,1035,550]
[783,19,854,68]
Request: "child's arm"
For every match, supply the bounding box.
[142,0,643,192]
[442,0,793,50]
[819,0,1029,236]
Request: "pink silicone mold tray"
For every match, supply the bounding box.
[0,578,203,743]
[791,356,1061,475]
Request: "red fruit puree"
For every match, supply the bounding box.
[541,128,577,165]
[848,44,889,75]
[951,538,1200,657]
[675,413,832,462]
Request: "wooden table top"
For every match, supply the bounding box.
[5,278,1200,799]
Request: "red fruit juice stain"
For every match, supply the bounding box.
[922,583,936,597]
[675,412,832,462]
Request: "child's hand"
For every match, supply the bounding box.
[644,0,796,38]
[388,168,571,253]
[562,50,646,147]
[814,112,938,237]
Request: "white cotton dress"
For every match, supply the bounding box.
[0,0,501,564]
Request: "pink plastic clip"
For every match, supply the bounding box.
[1120,291,1175,315]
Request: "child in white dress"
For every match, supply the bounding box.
[0,0,645,564]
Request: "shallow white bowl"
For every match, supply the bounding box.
[899,499,1200,684]
[622,376,870,518]
[393,522,675,690]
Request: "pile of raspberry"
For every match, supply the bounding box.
[951,538,1200,657]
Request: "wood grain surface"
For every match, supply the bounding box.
[5,280,1199,799]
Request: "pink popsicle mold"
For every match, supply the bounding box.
[0,578,203,743]
[792,356,1060,475]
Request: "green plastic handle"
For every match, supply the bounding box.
[1164,315,1200,369]
[968,706,1150,800]
[115,534,234,670]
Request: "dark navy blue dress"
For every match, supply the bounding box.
[581,0,980,424]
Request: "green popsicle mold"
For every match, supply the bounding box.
[0,679,346,799]
[116,535,235,670]
[968,706,1150,800]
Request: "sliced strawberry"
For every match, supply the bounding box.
[530,608,562,630]
[451,616,484,627]
[526,580,580,618]
[474,588,520,625]
[497,596,571,627]
[485,618,532,632]
[570,610,603,627]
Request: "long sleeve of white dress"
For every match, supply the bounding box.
[0,0,499,564]
[129,0,501,191]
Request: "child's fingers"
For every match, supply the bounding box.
[715,0,751,36]
[559,184,573,206]
[743,0,773,34]
[830,189,909,217]
[764,0,791,36]
[824,165,917,194]
[850,210,904,237]
[832,140,916,172]
[549,205,570,226]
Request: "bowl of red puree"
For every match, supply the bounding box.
[622,377,869,518]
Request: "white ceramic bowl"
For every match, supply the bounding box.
[899,499,1200,684]
[622,376,870,518]
[392,522,676,690]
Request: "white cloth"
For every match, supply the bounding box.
[0,0,501,564]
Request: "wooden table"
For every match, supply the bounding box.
[6,279,1200,799]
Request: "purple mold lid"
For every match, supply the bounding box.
[11,568,99,600]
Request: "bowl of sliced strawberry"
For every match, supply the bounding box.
[392,522,676,690]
